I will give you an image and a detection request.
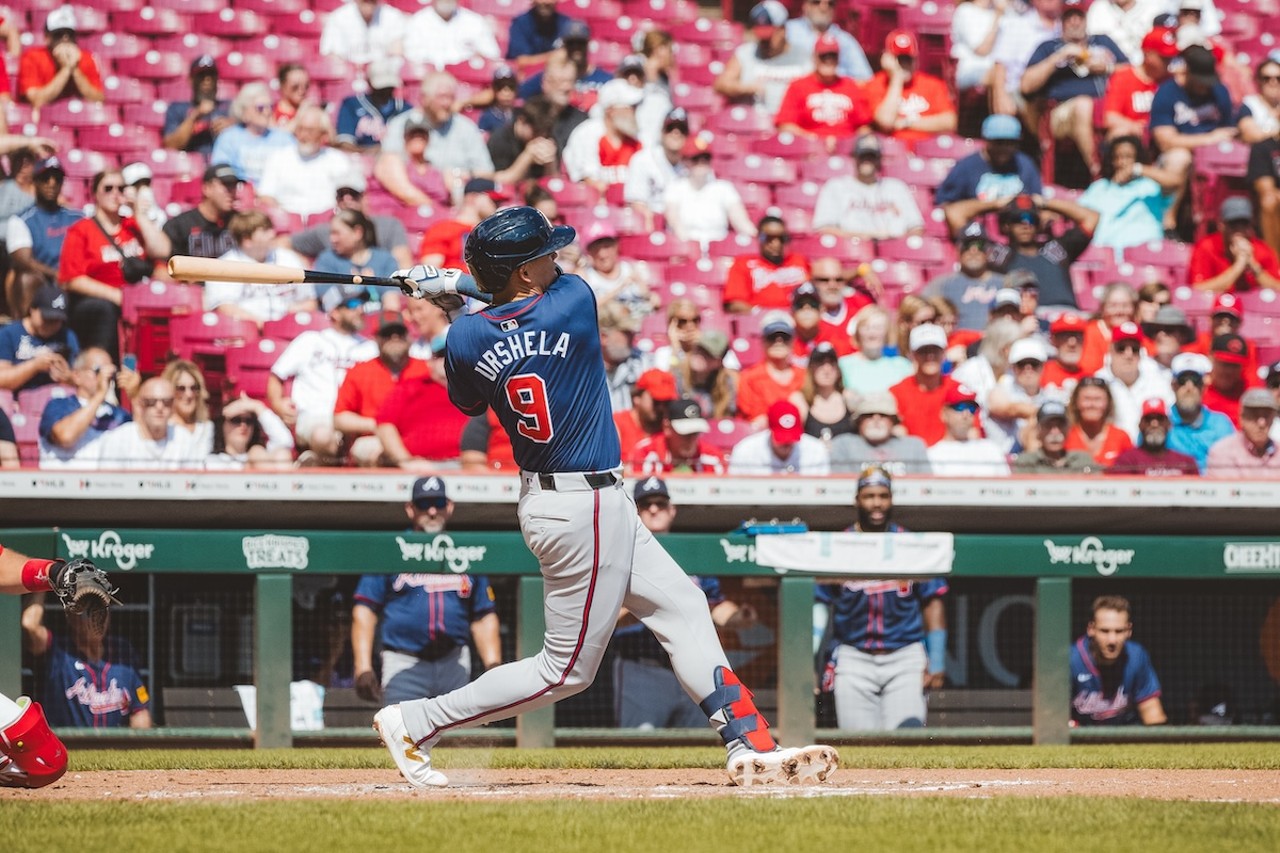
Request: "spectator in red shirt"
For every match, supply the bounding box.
[889,323,957,446]
[630,397,728,475]
[1202,333,1251,425]
[738,314,805,426]
[1103,27,1177,140]
[17,6,103,108]
[375,347,469,468]
[1190,197,1280,294]
[791,281,853,360]
[1188,293,1262,381]
[1106,398,1200,476]
[334,319,431,467]
[417,179,507,270]
[615,368,677,460]
[812,256,874,340]
[1064,376,1133,465]
[864,30,957,149]
[723,216,810,313]
[774,35,872,151]
[58,170,169,360]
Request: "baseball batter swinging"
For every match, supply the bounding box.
[374,207,838,787]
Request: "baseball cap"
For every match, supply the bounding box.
[761,312,795,339]
[1006,269,1039,291]
[337,170,367,194]
[1062,0,1089,15]
[909,322,948,352]
[944,383,979,408]
[190,54,218,76]
[1140,398,1170,420]
[558,19,592,45]
[634,475,670,502]
[853,134,882,160]
[463,177,509,200]
[45,5,76,33]
[492,64,518,87]
[1142,27,1180,59]
[367,57,403,90]
[1220,196,1254,224]
[992,288,1022,311]
[33,156,65,179]
[1212,292,1243,319]
[1181,44,1219,86]
[748,0,788,37]
[1037,400,1069,423]
[681,131,714,159]
[376,318,408,338]
[957,220,988,247]
[1240,388,1279,412]
[1050,312,1087,335]
[814,34,841,57]
[810,341,839,364]
[668,397,710,435]
[1171,352,1211,379]
[981,114,1022,141]
[121,162,153,186]
[583,220,619,248]
[1111,321,1143,344]
[635,368,678,402]
[1211,333,1249,364]
[321,285,371,313]
[999,194,1040,225]
[203,163,241,185]
[853,391,899,420]
[617,53,646,76]
[596,78,645,111]
[792,281,820,309]
[885,29,918,56]
[1009,337,1047,364]
[1141,305,1193,340]
[411,476,448,506]
[768,400,804,443]
[697,329,730,360]
[663,107,690,133]
[31,282,68,322]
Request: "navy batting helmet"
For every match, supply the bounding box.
[463,206,577,293]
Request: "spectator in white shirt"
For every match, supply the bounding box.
[204,210,316,327]
[951,0,1009,92]
[728,399,831,474]
[562,79,644,193]
[320,0,405,66]
[926,383,1012,476]
[404,0,500,69]
[813,134,924,240]
[95,376,204,470]
[256,106,354,218]
[624,107,689,232]
[1085,0,1161,65]
[267,288,377,460]
[381,72,494,187]
[1095,321,1176,439]
[664,133,756,245]
[986,336,1052,452]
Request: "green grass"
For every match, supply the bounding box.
[66,742,1280,772]
[3,799,1278,853]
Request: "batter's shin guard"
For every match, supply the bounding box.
[699,666,778,753]
[0,697,68,788]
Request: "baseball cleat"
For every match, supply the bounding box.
[726,750,794,786]
[373,704,447,788]
[780,744,839,785]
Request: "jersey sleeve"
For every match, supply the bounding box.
[917,578,949,600]
[1129,643,1162,704]
[443,325,488,416]
[1056,227,1093,263]
[1148,83,1176,129]
[127,669,151,715]
[0,324,17,362]
[467,576,497,619]
[814,583,837,605]
[353,574,389,610]
[5,214,32,252]
[722,257,752,306]
[459,414,491,453]
[269,334,311,380]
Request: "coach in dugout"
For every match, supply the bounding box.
[1070,595,1166,726]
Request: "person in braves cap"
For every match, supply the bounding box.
[352,476,502,708]
[388,206,839,788]
[814,464,949,729]
[1102,28,1178,140]
[1105,398,1200,475]
[1,281,77,392]
[1190,196,1280,294]
[622,107,688,232]
[926,383,1012,476]
[727,399,831,474]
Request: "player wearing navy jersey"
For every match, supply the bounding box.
[1070,595,1166,726]
[375,207,838,787]
[352,476,502,705]
[816,466,948,730]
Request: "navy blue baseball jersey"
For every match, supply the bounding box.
[40,632,150,728]
[613,577,724,663]
[354,572,496,656]
[444,273,622,473]
[1069,636,1161,726]
[817,578,949,651]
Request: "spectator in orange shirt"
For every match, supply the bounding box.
[615,368,677,460]
[1064,376,1133,465]
[774,35,872,152]
[1202,333,1252,426]
[17,6,103,108]
[864,30,957,149]
[630,397,728,475]
[723,216,811,313]
[1081,282,1138,375]
[334,319,431,467]
[417,179,508,270]
[889,323,957,447]
[1189,197,1280,294]
[1103,27,1177,140]
[738,314,805,426]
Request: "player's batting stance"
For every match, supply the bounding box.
[0,542,117,788]
[374,207,838,787]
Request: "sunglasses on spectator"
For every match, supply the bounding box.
[1015,360,1043,370]
[639,499,672,512]
[761,232,790,243]
[1175,373,1204,387]
[337,188,364,200]
[1112,342,1143,354]
[1262,75,1280,83]
[674,316,700,328]
[808,0,836,5]
[1079,376,1109,389]
[98,184,125,194]
[812,276,845,283]
[961,240,987,252]
[948,402,979,414]
[227,415,257,427]
[413,498,449,511]
[141,397,174,408]
[175,383,199,393]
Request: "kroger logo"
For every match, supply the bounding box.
[719,538,756,564]
[1042,536,1135,576]
[61,530,156,571]
[396,534,487,574]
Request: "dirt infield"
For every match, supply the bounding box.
[6,768,1280,802]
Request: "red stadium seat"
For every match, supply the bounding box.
[704,417,756,451]
[667,258,733,287]
[89,124,160,158]
[237,0,310,15]
[774,181,822,211]
[912,133,981,167]
[755,133,826,161]
[102,75,152,104]
[262,311,330,344]
[149,33,229,63]
[706,106,775,138]
[619,232,700,262]
[669,17,742,49]
[152,0,223,12]
[791,233,874,265]
[878,235,955,268]
[305,53,358,84]
[112,7,192,38]
[273,9,326,38]
[39,99,118,129]
[193,9,268,38]
[83,32,145,60]
[220,51,277,82]
[59,149,110,181]
[145,149,206,180]
[122,101,168,129]
[115,51,190,80]
[718,154,796,186]
[625,0,700,24]
[225,339,287,400]
[120,281,205,374]
[800,155,853,182]
[236,35,309,65]
[1123,240,1191,270]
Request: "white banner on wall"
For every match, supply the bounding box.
[754,532,955,576]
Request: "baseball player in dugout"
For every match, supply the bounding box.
[1070,595,1167,726]
[351,476,502,706]
[0,540,118,788]
[815,467,949,730]
[377,206,838,787]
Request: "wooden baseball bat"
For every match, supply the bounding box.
[168,255,408,290]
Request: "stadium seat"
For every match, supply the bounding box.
[791,233,874,265]
[704,417,755,451]
[193,9,269,38]
[83,32,145,60]
[225,339,286,400]
[122,101,168,129]
[146,149,207,180]
[60,149,110,181]
[15,384,77,423]
[115,51,190,80]
[273,9,326,39]
[220,51,277,82]
[237,0,310,15]
[625,0,700,24]
[669,18,743,49]
[103,75,152,105]
[7,410,40,467]
[121,281,205,375]
[913,133,981,167]
[149,33,228,61]
[40,99,119,129]
[619,232,701,263]
[800,155,854,182]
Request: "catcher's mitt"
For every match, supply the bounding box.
[50,558,120,627]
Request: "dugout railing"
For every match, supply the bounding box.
[4,526,1279,748]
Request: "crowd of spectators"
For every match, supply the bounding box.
[0,0,1279,478]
